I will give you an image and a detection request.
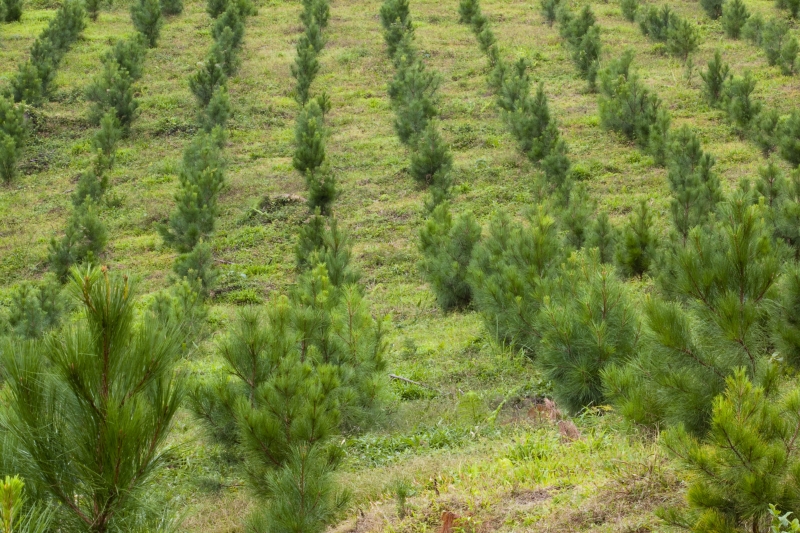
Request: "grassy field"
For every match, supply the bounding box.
[1,0,799,529]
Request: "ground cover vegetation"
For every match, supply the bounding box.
[3,0,800,531]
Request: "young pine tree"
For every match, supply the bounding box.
[160,0,182,15]
[418,203,482,311]
[1,266,186,533]
[537,252,640,414]
[639,5,676,42]
[605,195,781,434]
[599,60,662,149]
[4,278,64,340]
[560,181,596,249]
[615,199,655,278]
[700,0,724,19]
[48,201,108,282]
[292,37,320,106]
[700,50,730,107]
[762,19,792,68]
[540,0,561,26]
[212,2,244,50]
[0,476,54,533]
[293,100,326,175]
[379,0,414,59]
[459,0,480,24]
[666,125,722,241]
[620,0,638,22]
[409,122,452,190]
[0,132,19,185]
[105,34,148,82]
[667,17,700,61]
[189,51,228,109]
[2,0,22,22]
[160,133,226,253]
[660,369,800,533]
[89,112,121,175]
[585,210,617,264]
[85,59,138,132]
[295,211,360,287]
[722,0,750,39]
[467,207,565,354]
[388,58,440,145]
[174,241,218,297]
[131,0,163,48]
[779,111,800,167]
[726,71,762,133]
[199,84,231,133]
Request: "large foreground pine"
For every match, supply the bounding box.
[1,266,185,533]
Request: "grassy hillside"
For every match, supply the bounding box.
[1,0,798,530]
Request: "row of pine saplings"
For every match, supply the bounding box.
[0,0,383,532]
[416,0,800,530]
[0,0,177,185]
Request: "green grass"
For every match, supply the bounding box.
[2,0,798,530]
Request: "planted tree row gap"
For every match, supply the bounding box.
[410,1,800,530]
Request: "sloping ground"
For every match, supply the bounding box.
[1,0,797,530]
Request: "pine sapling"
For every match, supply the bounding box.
[292,37,320,105]
[174,242,218,297]
[189,53,227,108]
[586,210,617,264]
[85,60,138,132]
[213,2,244,49]
[131,0,163,48]
[700,50,730,107]
[667,17,699,61]
[3,0,22,22]
[615,199,655,277]
[700,0,724,19]
[199,84,231,133]
[419,203,481,311]
[779,111,800,167]
[409,122,452,188]
[540,0,561,26]
[0,132,18,185]
[295,211,360,286]
[620,0,638,22]
[722,0,750,39]
[726,71,762,133]
[458,0,479,24]
[161,0,182,15]
[306,165,338,215]
[106,34,147,81]
[293,100,326,174]
[48,201,108,281]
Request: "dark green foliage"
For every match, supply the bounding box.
[722,0,749,39]
[560,182,595,248]
[26,39,58,100]
[295,212,360,287]
[189,53,227,108]
[647,107,671,167]
[754,162,800,252]
[380,0,413,58]
[10,61,46,106]
[661,370,800,533]
[606,196,780,434]
[301,0,329,29]
[212,26,242,76]
[620,0,638,21]
[586,211,617,264]
[306,166,337,215]
[666,125,722,240]
[540,0,561,26]
[743,13,765,45]
[780,112,800,167]
[0,96,26,183]
[207,0,227,18]
[409,122,452,189]
[303,19,326,54]
[199,84,230,133]
[558,6,601,89]
[496,58,531,113]
[467,207,565,353]
[1,266,185,531]
[192,266,386,530]
[174,242,217,297]
[459,0,480,24]
[2,0,22,22]
[777,0,800,17]
[726,71,762,132]
[85,60,138,131]
[476,26,497,55]
[775,265,800,368]
[0,132,18,184]
[39,0,85,52]
[86,0,100,21]
[160,133,226,253]
[639,5,675,42]
[4,278,64,339]
[160,0,182,15]
[419,203,481,311]
[90,112,121,176]
[700,50,730,107]
[387,58,440,145]
[599,58,662,149]
[615,199,655,278]
[538,253,640,414]
[503,81,564,164]
[293,100,326,174]
[48,201,107,281]
[754,107,780,156]
[213,3,244,50]
[72,169,108,207]
[700,0,724,19]
[667,17,699,60]
[131,0,163,48]
[780,35,799,75]
[105,35,147,82]
[292,39,320,105]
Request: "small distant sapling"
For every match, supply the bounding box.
[48,201,108,281]
[106,34,147,81]
[779,111,800,167]
[161,0,183,15]
[409,122,452,188]
[189,53,227,108]
[174,242,218,297]
[293,100,326,175]
[700,50,730,107]
[540,0,561,26]
[85,60,138,132]
[615,199,655,278]
[3,0,22,22]
[459,0,479,24]
[199,85,231,133]
[586,211,617,264]
[726,71,762,133]
[91,111,122,175]
[700,0,724,19]
[620,0,638,22]
[292,37,320,105]
[306,165,338,215]
[667,17,699,61]
[212,3,244,49]
[722,0,750,39]
[0,132,18,185]
[131,0,163,48]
